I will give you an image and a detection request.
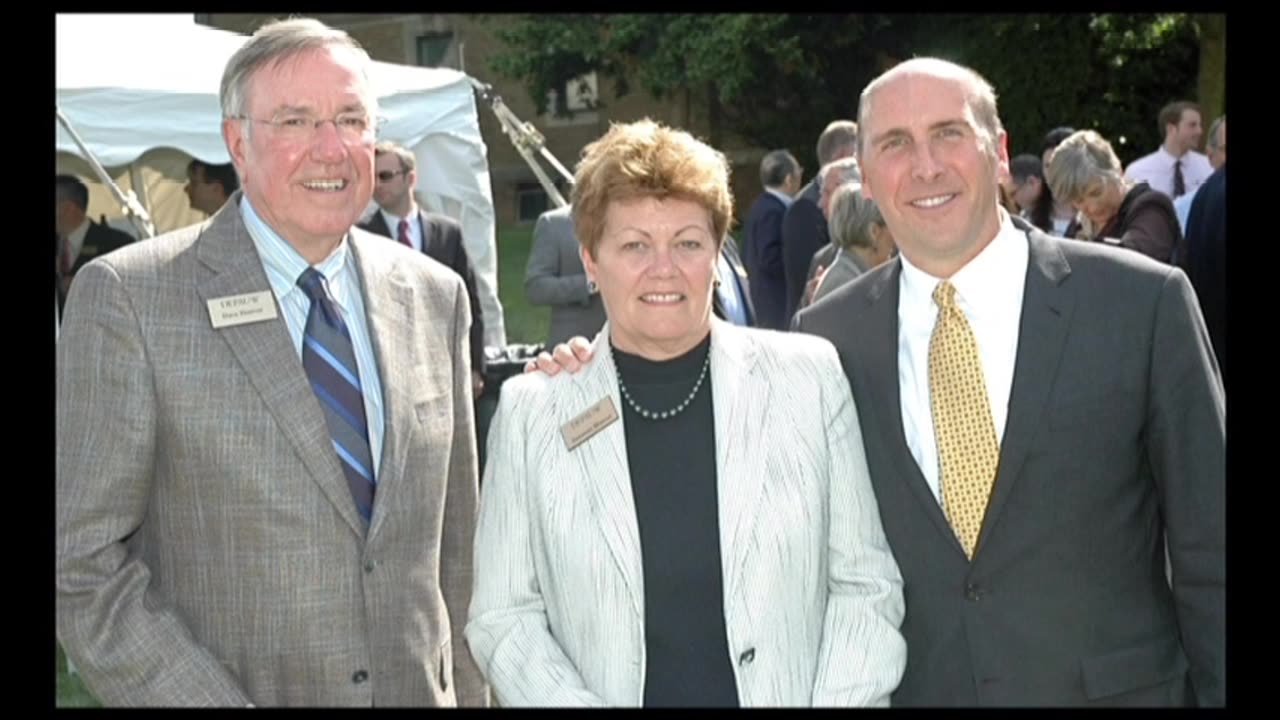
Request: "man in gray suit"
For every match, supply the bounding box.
[525,204,606,347]
[795,58,1224,706]
[56,18,486,707]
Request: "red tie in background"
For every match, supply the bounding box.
[397,219,412,248]
[58,236,76,297]
[59,236,75,276]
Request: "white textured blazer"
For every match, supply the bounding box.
[466,319,906,706]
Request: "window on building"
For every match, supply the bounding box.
[516,183,550,223]
[543,71,599,127]
[417,31,454,68]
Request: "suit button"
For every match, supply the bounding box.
[738,648,755,665]
[364,559,376,573]
[965,583,984,601]
[352,669,369,684]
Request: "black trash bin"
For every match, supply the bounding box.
[476,343,544,476]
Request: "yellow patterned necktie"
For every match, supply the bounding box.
[929,280,1000,560]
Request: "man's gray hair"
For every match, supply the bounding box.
[1206,115,1226,151]
[820,156,862,189]
[857,57,1004,159]
[816,120,859,167]
[221,18,376,125]
[827,182,883,251]
[759,150,800,189]
[1044,129,1124,205]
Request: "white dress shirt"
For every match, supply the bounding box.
[1174,185,1200,234]
[241,197,387,479]
[897,211,1029,503]
[1124,146,1214,200]
[378,206,423,252]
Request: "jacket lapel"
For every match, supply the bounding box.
[859,262,965,556]
[977,230,1074,552]
[565,327,645,621]
[195,199,366,538]
[347,233,421,540]
[708,321,769,604]
[364,211,391,238]
[417,210,437,257]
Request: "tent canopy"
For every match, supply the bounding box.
[55,13,504,346]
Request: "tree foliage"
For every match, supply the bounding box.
[481,14,1209,170]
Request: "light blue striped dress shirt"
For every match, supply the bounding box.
[240,199,386,480]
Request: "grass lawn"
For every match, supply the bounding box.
[495,224,550,347]
[56,644,100,707]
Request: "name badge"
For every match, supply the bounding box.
[560,396,619,451]
[207,290,279,329]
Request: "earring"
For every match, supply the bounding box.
[713,277,722,289]
[587,279,598,294]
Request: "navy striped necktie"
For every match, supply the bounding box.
[297,267,376,524]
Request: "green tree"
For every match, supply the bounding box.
[479,14,917,171]
[904,13,1201,165]
[1194,14,1226,126]
[482,14,1206,170]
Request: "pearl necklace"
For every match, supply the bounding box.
[615,351,711,421]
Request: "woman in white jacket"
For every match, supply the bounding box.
[465,118,906,707]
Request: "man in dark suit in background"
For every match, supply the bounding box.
[713,232,755,327]
[794,58,1223,706]
[742,149,800,329]
[1182,162,1226,387]
[361,141,486,398]
[184,159,239,216]
[782,120,859,325]
[56,174,135,312]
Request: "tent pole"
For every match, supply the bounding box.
[56,106,156,239]
[128,163,154,238]
[467,78,575,209]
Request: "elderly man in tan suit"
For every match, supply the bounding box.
[55,18,486,707]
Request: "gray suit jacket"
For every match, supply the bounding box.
[524,205,606,347]
[808,247,869,308]
[467,320,906,706]
[794,220,1225,706]
[56,197,486,707]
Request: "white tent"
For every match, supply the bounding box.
[56,13,505,347]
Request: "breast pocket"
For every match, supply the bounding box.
[413,364,454,435]
[1047,387,1144,433]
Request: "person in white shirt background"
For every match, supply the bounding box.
[1123,100,1214,200]
[1174,115,1225,233]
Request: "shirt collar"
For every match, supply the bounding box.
[240,196,354,310]
[379,205,416,233]
[765,187,795,208]
[899,208,1028,317]
[1157,144,1186,163]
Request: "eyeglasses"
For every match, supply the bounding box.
[377,169,408,183]
[230,112,386,143]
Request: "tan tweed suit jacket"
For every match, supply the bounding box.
[56,197,486,707]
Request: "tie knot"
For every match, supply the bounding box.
[398,219,409,234]
[932,280,958,310]
[296,267,329,301]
